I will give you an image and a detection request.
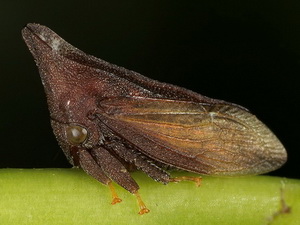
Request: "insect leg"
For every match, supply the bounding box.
[97,120,170,184]
[78,150,123,204]
[78,149,111,185]
[108,181,122,204]
[134,191,150,215]
[91,146,150,214]
[107,140,170,184]
[169,176,202,187]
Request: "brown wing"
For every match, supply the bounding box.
[98,97,286,176]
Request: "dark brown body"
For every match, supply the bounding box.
[22,23,287,213]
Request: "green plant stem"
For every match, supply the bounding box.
[0,169,299,225]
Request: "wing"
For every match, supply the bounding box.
[97,97,286,176]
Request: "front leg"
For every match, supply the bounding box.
[78,149,122,204]
[88,146,150,214]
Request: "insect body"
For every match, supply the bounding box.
[22,23,287,214]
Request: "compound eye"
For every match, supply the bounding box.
[66,125,88,145]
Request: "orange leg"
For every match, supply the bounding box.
[169,176,202,187]
[108,181,122,205]
[134,191,150,215]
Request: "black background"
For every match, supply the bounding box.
[1,1,299,179]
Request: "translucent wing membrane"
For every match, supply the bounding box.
[99,97,287,176]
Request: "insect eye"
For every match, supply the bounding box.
[66,125,88,145]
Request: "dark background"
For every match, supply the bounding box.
[1,1,299,179]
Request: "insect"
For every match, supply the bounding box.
[22,23,287,214]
